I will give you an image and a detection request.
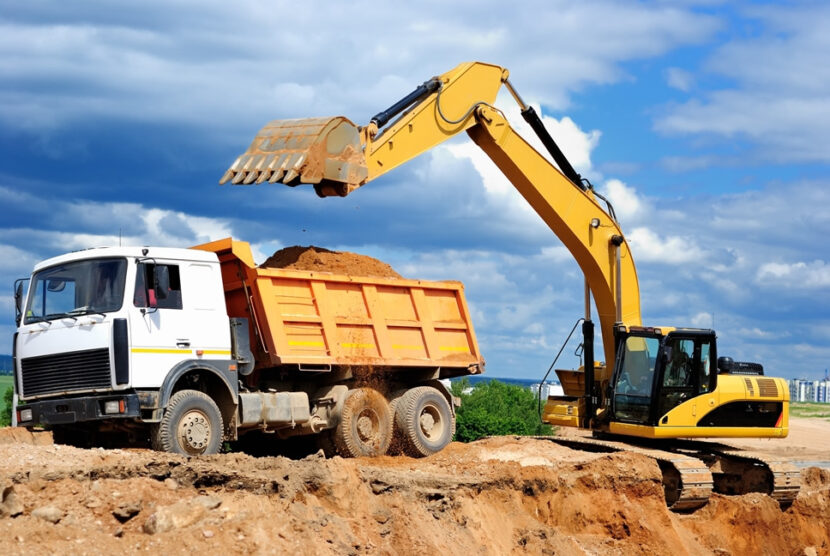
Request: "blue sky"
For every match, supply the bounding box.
[1,0,828,379]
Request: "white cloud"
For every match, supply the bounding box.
[654,5,830,163]
[690,312,713,328]
[0,1,721,137]
[756,260,830,289]
[666,67,694,92]
[599,179,648,224]
[627,227,707,264]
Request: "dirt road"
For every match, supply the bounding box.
[0,419,828,555]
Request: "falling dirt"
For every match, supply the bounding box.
[1,420,829,555]
[260,246,402,279]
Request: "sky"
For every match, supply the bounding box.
[1,0,829,380]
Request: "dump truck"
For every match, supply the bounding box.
[217,60,799,508]
[12,238,483,457]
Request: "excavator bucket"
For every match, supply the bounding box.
[219,116,368,197]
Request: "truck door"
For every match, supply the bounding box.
[129,259,232,389]
[129,261,193,388]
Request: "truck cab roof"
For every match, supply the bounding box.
[32,245,219,272]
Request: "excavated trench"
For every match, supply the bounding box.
[1,429,829,555]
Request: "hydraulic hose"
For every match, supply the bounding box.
[536,318,585,424]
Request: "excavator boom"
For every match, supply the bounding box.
[220,61,642,368]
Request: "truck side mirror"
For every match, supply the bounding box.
[153,265,170,300]
[14,280,24,326]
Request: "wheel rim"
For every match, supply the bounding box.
[419,402,446,442]
[355,408,381,444]
[178,409,212,455]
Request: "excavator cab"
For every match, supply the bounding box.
[608,329,717,428]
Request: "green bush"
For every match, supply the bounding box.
[451,378,553,442]
[1,386,12,427]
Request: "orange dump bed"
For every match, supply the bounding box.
[195,238,483,375]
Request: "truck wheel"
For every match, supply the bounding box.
[333,388,392,458]
[385,389,407,455]
[395,386,453,457]
[152,390,223,456]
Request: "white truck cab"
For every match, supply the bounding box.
[13,246,238,453]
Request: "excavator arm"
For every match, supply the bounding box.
[220,61,641,367]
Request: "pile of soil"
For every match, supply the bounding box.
[260,246,402,279]
[0,426,828,554]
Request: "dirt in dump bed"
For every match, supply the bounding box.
[260,245,403,279]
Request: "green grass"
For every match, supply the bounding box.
[790,402,830,421]
[0,375,13,418]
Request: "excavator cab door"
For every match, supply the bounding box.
[654,332,717,420]
[610,333,661,424]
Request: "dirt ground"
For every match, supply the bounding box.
[721,417,830,463]
[0,419,828,555]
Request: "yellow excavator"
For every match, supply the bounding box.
[220,61,799,509]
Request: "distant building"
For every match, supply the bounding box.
[530,382,564,399]
[787,378,830,403]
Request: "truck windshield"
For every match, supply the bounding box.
[24,258,127,323]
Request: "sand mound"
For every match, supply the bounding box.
[260,245,402,279]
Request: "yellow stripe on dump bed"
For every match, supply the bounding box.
[131,348,192,355]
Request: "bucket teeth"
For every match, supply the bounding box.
[269,156,289,183]
[256,169,272,184]
[243,171,259,184]
[219,169,234,185]
[220,115,369,194]
[283,168,299,183]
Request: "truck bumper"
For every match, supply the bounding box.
[16,392,141,426]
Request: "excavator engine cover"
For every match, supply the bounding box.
[219,116,368,197]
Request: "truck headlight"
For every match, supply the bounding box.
[104,399,126,414]
[18,408,33,422]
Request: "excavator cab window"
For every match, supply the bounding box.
[612,335,660,424]
[656,333,716,419]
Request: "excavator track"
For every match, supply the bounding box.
[540,435,713,511]
[671,440,801,508]
[540,434,802,511]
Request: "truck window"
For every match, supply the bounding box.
[134,263,183,310]
[25,258,126,323]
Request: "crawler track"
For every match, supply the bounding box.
[672,440,801,508]
[543,435,713,511]
[544,433,802,511]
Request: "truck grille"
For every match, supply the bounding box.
[21,348,112,398]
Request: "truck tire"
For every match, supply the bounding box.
[152,389,223,456]
[332,388,392,458]
[395,386,454,457]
